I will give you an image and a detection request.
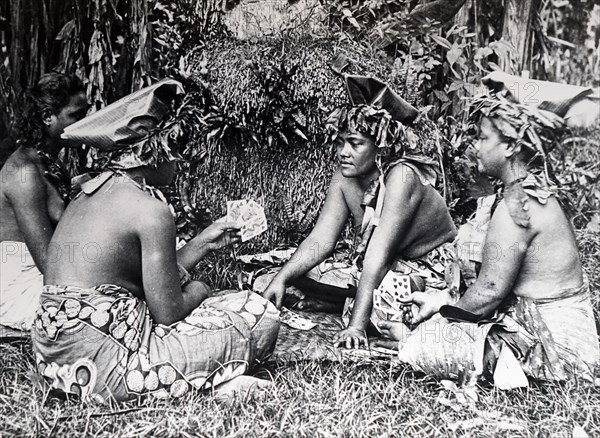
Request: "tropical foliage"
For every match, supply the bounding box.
[0,0,598,238]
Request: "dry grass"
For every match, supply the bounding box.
[1,339,599,437]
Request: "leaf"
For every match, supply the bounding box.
[347,16,361,30]
[448,80,464,93]
[330,53,350,75]
[440,379,458,392]
[489,39,517,55]
[463,386,478,402]
[433,89,449,102]
[474,47,494,60]
[431,34,452,50]
[504,182,531,228]
[553,0,570,8]
[293,128,308,141]
[585,214,600,233]
[488,61,502,71]
[446,44,462,67]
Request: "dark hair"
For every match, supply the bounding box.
[15,73,85,149]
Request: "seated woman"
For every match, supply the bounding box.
[1,73,88,333]
[263,75,457,348]
[32,80,280,402]
[380,92,599,384]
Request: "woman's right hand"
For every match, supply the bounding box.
[262,277,287,309]
[400,289,452,325]
[196,219,241,250]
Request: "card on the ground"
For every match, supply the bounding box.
[280,307,317,330]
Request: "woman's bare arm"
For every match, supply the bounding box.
[138,201,206,325]
[334,166,424,346]
[454,200,535,317]
[5,162,56,274]
[264,171,351,307]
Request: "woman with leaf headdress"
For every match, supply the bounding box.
[382,90,599,386]
[263,75,457,349]
[31,80,280,402]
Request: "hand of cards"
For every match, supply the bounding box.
[226,199,268,242]
[372,270,417,329]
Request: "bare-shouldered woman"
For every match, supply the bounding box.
[381,93,599,384]
[32,81,280,402]
[0,73,88,332]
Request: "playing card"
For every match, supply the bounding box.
[387,272,411,300]
[372,271,415,327]
[225,199,268,242]
[240,200,268,242]
[226,199,247,225]
[280,308,317,330]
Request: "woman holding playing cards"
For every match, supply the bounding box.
[31,80,280,402]
[382,90,599,385]
[263,75,457,349]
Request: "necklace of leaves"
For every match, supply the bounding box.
[36,149,72,204]
[493,173,555,228]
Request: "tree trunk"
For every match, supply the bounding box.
[453,0,470,24]
[9,0,23,94]
[500,0,541,75]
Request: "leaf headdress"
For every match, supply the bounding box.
[326,75,441,184]
[469,91,566,182]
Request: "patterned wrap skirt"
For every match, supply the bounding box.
[32,285,280,402]
[397,281,599,384]
[302,242,455,329]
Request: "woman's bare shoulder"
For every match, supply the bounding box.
[385,164,422,190]
[490,195,570,245]
[99,184,174,231]
[0,148,46,195]
[527,194,572,231]
[489,199,535,238]
[1,147,40,174]
[384,164,428,205]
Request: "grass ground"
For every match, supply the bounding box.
[1,228,598,437]
[1,336,599,437]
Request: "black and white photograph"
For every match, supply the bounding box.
[0,0,599,436]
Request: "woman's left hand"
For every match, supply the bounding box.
[333,326,368,349]
[198,219,242,250]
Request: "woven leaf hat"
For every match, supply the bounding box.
[469,75,568,182]
[326,75,440,179]
[62,78,185,169]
